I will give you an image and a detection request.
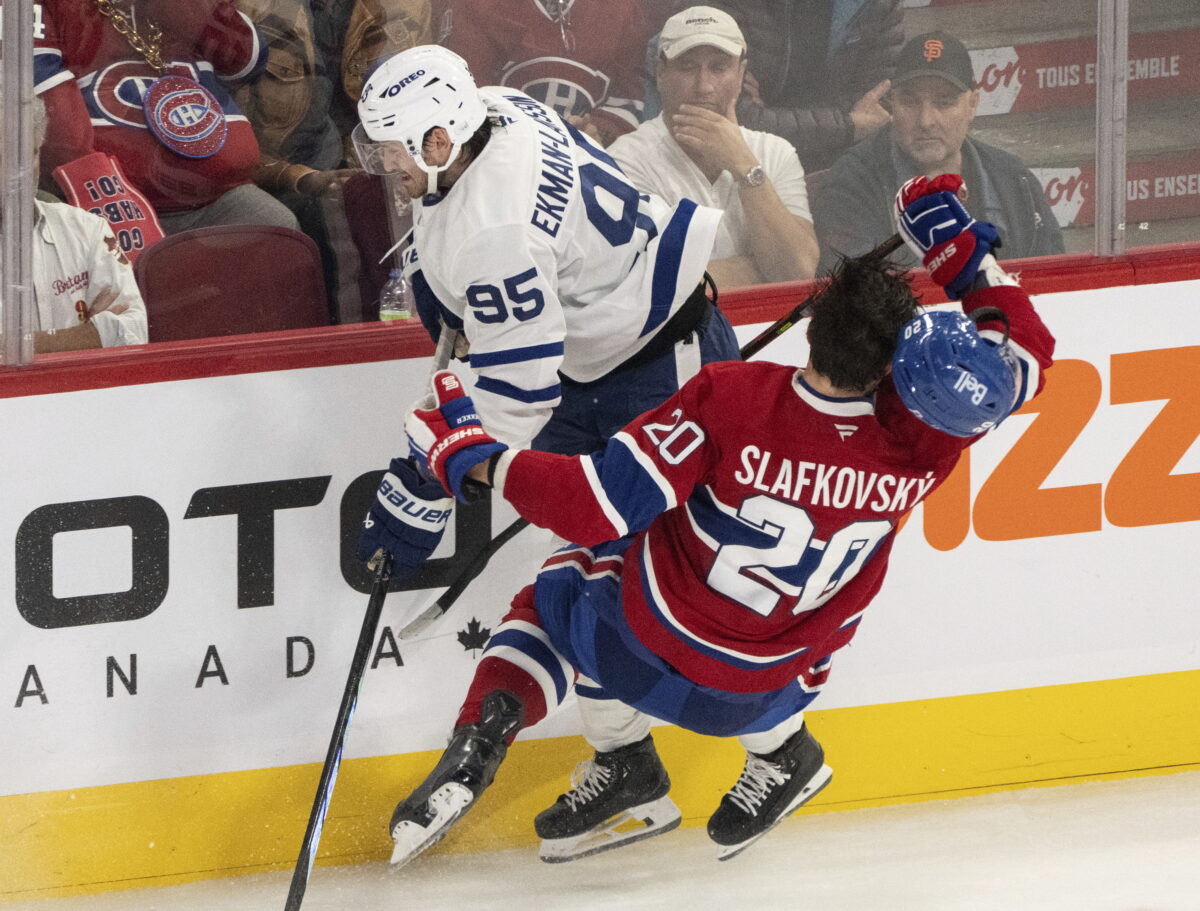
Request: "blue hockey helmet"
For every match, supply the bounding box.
[891,308,1022,437]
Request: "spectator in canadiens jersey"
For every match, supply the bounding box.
[812,31,1065,274]
[6,88,148,353]
[34,0,299,235]
[359,174,1056,865]
[609,6,819,289]
[352,44,739,456]
[439,0,654,146]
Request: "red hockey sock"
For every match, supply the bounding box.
[454,584,559,743]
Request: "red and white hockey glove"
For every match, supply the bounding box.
[893,175,1001,300]
[405,371,507,501]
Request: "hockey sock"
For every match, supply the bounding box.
[454,584,575,741]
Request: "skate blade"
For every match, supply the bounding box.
[716,764,833,862]
[538,795,682,863]
[389,783,474,870]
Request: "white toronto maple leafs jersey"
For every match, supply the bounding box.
[410,88,722,447]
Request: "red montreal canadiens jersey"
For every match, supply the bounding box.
[501,284,1056,693]
[34,0,266,212]
[444,0,651,139]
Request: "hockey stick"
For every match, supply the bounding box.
[284,325,457,910]
[739,233,903,360]
[396,237,905,639]
[284,551,391,911]
[397,513,528,639]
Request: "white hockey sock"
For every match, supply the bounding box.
[577,677,653,752]
[738,711,806,756]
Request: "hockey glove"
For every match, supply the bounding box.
[409,371,508,501]
[357,457,454,577]
[893,175,1001,300]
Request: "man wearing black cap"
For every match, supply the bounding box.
[812,31,1064,273]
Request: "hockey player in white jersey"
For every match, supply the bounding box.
[352,44,739,455]
[352,43,747,868]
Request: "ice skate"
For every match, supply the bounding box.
[535,734,681,863]
[707,724,832,861]
[389,691,523,869]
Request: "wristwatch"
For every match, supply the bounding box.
[739,164,766,188]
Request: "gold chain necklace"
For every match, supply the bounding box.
[93,0,166,74]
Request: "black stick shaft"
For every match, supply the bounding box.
[397,516,528,639]
[739,234,904,360]
[284,554,392,911]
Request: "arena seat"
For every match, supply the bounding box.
[133,225,330,342]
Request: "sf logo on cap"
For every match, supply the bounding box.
[923,39,944,62]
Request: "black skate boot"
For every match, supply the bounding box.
[707,724,832,861]
[534,734,681,863]
[388,690,524,869]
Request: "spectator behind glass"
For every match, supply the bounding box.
[34,0,298,234]
[440,0,653,146]
[4,88,149,354]
[812,31,1065,273]
[235,0,432,198]
[645,0,903,172]
[609,6,818,288]
[234,0,433,322]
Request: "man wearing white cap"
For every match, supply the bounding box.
[610,6,819,289]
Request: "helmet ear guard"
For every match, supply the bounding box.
[891,308,1022,437]
[355,45,488,195]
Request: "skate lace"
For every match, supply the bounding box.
[727,756,790,817]
[563,760,614,811]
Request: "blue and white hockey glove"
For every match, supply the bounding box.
[357,457,454,577]
[408,371,508,502]
[893,174,1001,300]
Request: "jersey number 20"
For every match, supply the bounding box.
[708,496,892,618]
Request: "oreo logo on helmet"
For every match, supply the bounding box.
[385,69,427,96]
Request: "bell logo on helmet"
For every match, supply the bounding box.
[952,370,989,406]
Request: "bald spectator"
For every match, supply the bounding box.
[611,7,818,288]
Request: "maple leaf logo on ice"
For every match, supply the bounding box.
[457,617,491,655]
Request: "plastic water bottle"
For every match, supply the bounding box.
[378,269,414,321]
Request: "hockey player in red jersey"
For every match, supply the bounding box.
[360,174,1055,865]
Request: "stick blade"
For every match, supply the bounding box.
[398,603,445,639]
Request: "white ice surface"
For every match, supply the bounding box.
[11,771,1200,911]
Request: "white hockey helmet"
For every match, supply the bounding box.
[354,45,488,195]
